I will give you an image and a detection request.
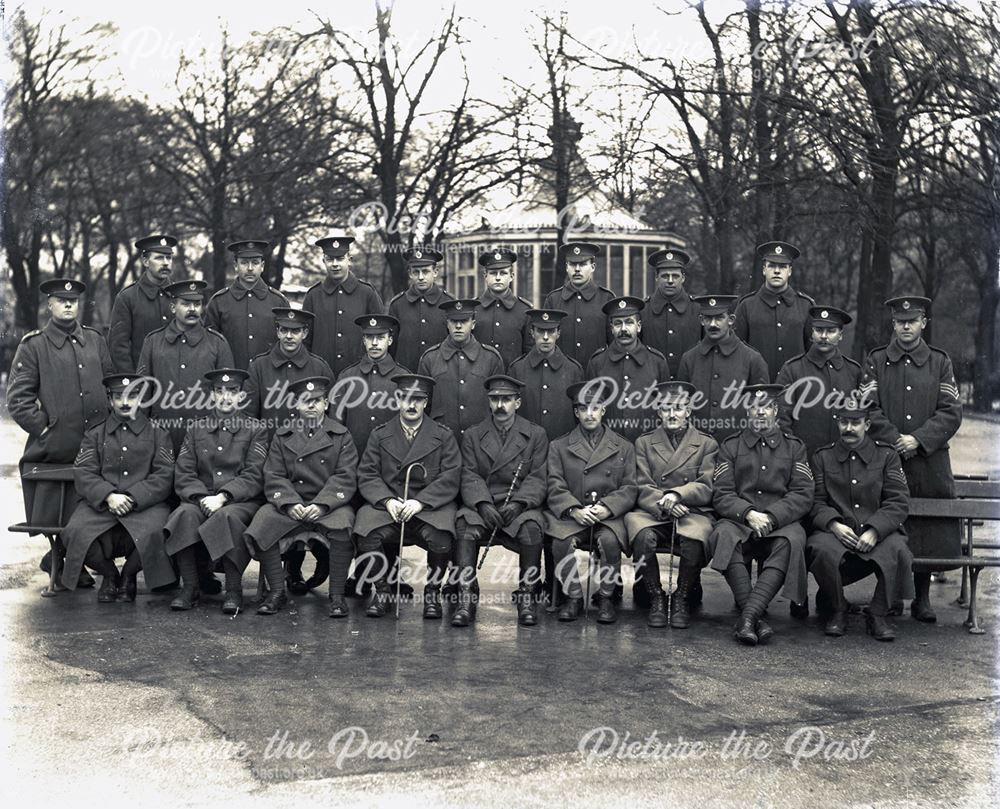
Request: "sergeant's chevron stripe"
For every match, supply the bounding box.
[794,462,814,480]
[713,461,730,481]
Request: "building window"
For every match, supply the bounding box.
[516,246,533,297]
[539,244,556,296]
[630,246,646,297]
[609,245,624,295]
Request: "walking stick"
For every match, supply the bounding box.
[477,460,525,570]
[665,518,677,629]
[584,491,598,616]
[396,462,426,617]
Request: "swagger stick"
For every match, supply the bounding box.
[584,491,599,616]
[477,460,525,570]
[665,518,677,629]
[396,462,426,617]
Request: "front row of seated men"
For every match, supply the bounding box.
[56,365,913,645]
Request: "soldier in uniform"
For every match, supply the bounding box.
[354,374,461,620]
[708,384,815,645]
[417,299,504,442]
[387,247,454,372]
[60,374,175,601]
[7,278,113,582]
[163,369,269,613]
[302,234,384,375]
[586,296,670,442]
[861,296,963,622]
[244,376,359,617]
[733,241,814,381]
[641,248,702,376]
[677,295,769,441]
[451,376,549,627]
[807,394,913,641]
[626,381,717,628]
[776,306,862,457]
[541,242,615,370]
[204,240,289,370]
[473,247,531,367]
[137,279,235,453]
[107,234,177,373]
[545,380,637,624]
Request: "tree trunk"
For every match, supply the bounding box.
[855,164,897,357]
[973,241,1000,411]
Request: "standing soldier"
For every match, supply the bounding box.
[334,314,409,456]
[677,295,769,441]
[204,240,288,370]
[108,234,177,373]
[541,242,615,370]
[626,381,717,629]
[137,279,235,453]
[776,306,862,457]
[734,241,814,381]
[807,394,913,641]
[451,376,549,627]
[387,247,454,373]
[861,296,963,622]
[60,374,176,601]
[354,375,462,620]
[163,369,269,613]
[417,299,504,442]
[641,248,702,376]
[708,384,815,646]
[7,278,113,584]
[545,381,637,624]
[244,376,359,617]
[473,247,531,368]
[586,296,670,442]
[302,234,384,376]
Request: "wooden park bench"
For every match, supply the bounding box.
[909,476,1000,634]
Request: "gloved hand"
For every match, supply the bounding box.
[477,502,504,531]
[498,502,525,525]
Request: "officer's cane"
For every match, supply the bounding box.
[665,518,677,628]
[396,462,426,618]
[584,491,598,616]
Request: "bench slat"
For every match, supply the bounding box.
[954,479,1000,499]
[912,557,1000,568]
[908,498,1000,520]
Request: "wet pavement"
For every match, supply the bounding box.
[2,415,998,807]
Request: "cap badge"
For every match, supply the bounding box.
[64,282,73,291]
[414,250,422,259]
[572,246,580,255]
[666,252,673,260]
[618,299,627,309]
[775,245,783,254]
[306,382,315,391]
[902,300,911,310]
[121,378,130,386]
[370,318,378,327]
[332,240,339,248]
[289,311,296,319]
[494,251,502,261]
[541,312,550,321]
[455,302,463,310]
[160,238,168,246]
[821,310,829,318]
[189,283,197,291]
[709,298,717,306]
[221,374,230,382]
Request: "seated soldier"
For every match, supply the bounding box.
[354,374,461,620]
[807,394,913,641]
[708,384,814,645]
[163,369,269,613]
[545,380,638,624]
[243,376,358,617]
[452,375,548,628]
[60,375,175,602]
[626,381,718,629]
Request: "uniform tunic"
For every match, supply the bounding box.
[676,331,770,440]
[775,345,862,456]
[708,428,815,603]
[163,418,269,561]
[302,272,384,376]
[107,273,173,372]
[508,347,584,441]
[808,436,914,600]
[354,417,461,539]
[387,284,454,373]
[544,426,638,551]
[60,413,175,589]
[541,279,615,370]
[417,336,504,441]
[244,344,335,433]
[204,278,288,370]
[472,288,531,368]
[457,415,548,541]
[641,288,702,377]
[333,354,411,453]
[625,424,717,544]
[861,337,963,564]
[136,321,235,452]
[244,417,358,553]
[586,341,670,442]
[7,320,113,525]
[733,285,814,381]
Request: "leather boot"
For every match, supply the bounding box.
[451,587,475,627]
[558,596,584,622]
[790,596,809,619]
[516,586,539,626]
[734,613,758,645]
[910,573,937,623]
[328,594,349,618]
[686,568,703,608]
[865,610,896,641]
[423,586,443,620]
[170,583,200,611]
[646,572,667,628]
[222,590,243,615]
[256,588,287,615]
[116,573,138,603]
[755,618,774,644]
[365,581,390,618]
[670,565,695,629]
[97,573,120,603]
[824,610,848,637]
[597,594,617,624]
